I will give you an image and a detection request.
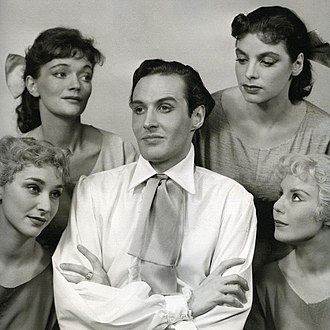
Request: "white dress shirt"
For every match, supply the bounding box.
[53,145,257,329]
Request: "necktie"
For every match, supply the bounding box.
[128,174,184,294]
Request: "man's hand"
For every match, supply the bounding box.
[60,244,110,286]
[189,258,249,317]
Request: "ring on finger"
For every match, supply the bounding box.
[85,271,94,280]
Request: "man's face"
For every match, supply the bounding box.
[130,73,202,172]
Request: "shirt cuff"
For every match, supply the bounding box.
[164,294,193,325]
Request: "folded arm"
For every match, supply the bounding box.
[53,177,256,329]
[191,187,257,329]
[53,176,192,329]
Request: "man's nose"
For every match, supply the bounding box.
[143,109,158,129]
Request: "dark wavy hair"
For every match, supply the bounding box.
[129,59,215,118]
[16,27,105,133]
[231,6,313,104]
[0,136,71,186]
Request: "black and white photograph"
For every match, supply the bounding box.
[0,1,330,329]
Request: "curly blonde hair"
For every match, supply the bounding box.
[0,136,70,186]
[276,153,330,222]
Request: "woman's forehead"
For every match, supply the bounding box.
[236,33,288,54]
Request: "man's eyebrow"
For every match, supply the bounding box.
[235,48,246,55]
[130,96,178,105]
[155,97,178,104]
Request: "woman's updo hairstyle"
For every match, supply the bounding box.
[231,6,313,104]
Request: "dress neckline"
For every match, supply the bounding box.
[276,261,330,305]
[219,92,309,151]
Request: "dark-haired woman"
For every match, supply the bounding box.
[194,6,330,271]
[6,27,137,251]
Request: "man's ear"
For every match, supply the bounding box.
[292,53,304,77]
[25,75,40,97]
[191,105,205,132]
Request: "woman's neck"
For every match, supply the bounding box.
[280,232,330,303]
[0,222,47,286]
[0,227,38,264]
[293,230,330,275]
[245,94,297,126]
[34,116,85,153]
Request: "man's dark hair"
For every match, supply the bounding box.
[130,59,215,117]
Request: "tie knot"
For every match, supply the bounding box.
[154,174,169,184]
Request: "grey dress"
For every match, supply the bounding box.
[0,263,58,330]
[194,89,330,270]
[245,261,330,330]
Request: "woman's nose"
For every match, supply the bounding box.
[273,195,285,214]
[245,62,259,80]
[69,74,81,90]
[37,193,51,215]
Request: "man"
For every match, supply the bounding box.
[53,59,257,329]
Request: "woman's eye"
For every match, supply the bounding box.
[292,193,302,202]
[54,72,67,78]
[261,59,276,67]
[81,74,92,82]
[27,185,40,194]
[51,190,62,199]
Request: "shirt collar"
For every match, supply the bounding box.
[129,144,196,194]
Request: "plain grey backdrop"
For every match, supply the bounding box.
[1,0,329,145]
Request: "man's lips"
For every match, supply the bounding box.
[141,135,164,141]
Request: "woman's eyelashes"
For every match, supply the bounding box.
[25,183,63,199]
[52,70,92,82]
[50,189,63,199]
[26,184,41,195]
[235,56,277,67]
